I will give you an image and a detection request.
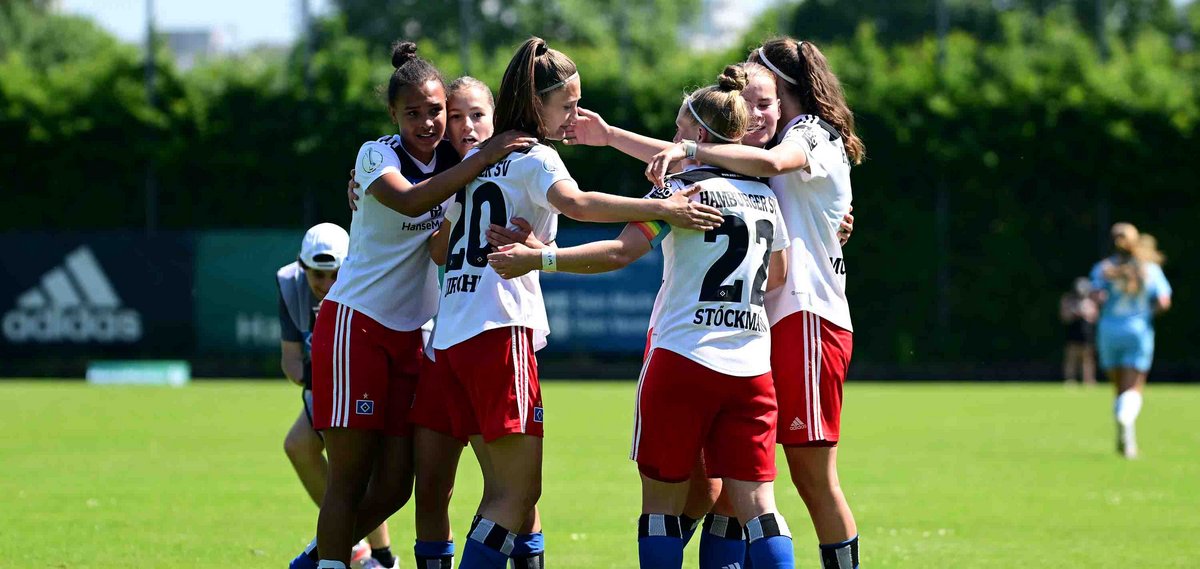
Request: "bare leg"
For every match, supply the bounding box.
[722,479,778,526]
[476,434,542,530]
[350,435,414,541]
[1063,344,1079,384]
[1081,345,1097,386]
[284,409,327,506]
[784,445,857,544]
[682,457,720,520]
[414,427,465,541]
[318,428,381,566]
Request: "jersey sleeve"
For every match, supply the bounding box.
[629,184,677,248]
[772,202,790,252]
[778,124,831,182]
[278,294,302,343]
[355,141,403,193]
[525,146,574,214]
[1148,264,1172,298]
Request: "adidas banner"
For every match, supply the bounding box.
[0,233,195,355]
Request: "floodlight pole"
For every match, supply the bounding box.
[459,0,472,75]
[144,0,158,236]
[934,0,951,335]
[300,0,315,227]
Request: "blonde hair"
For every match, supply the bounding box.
[684,65,751,143]
[1134,233,1165,265]
[448,76,494,109]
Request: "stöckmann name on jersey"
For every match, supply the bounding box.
[693,306,770,333]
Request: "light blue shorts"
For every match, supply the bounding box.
[1097,327,1154,372]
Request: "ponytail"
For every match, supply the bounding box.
[685,65,751,143]
[755,38,865,165]
[494,37,578,140]
[386,40,444,108]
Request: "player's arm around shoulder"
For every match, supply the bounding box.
[695,140,809,179]
[367,133,537,217]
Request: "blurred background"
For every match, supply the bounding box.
[2,0,1197,381]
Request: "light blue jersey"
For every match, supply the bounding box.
[1090,257,1172,371]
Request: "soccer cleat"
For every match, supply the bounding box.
[350,541,371,566]
[289,552,318,569]
[358,557,397,569]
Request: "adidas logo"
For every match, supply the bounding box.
[2,246,142,343]
[721,563,742,569]
[789,417,806,431]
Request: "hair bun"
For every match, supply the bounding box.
[717,65,749,92]
[391,40,418,69]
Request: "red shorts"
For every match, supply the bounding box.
[410,354,476,444]
[311,301,422,436]
[771,311,852,445]
[631,348,778,483]
[436,327,542,443]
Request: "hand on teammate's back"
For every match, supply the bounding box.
[480,130,539,163]
[563,108,610,147]
[661,186,723,231]
[347,169,362,212]
[839,206,854,246]
[486,217,544,250]
[486,243,539,280]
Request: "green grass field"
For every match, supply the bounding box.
[2,380,1199,568]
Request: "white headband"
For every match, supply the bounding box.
[686,96,740,143]
[756,47,798,85]
[537,72,579,94]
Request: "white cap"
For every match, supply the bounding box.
[299,223,349,270]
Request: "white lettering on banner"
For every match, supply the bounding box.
[2,246,143,344]
[236,312,281,347]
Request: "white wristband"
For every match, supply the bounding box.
[682,140,698,160]
[541,248,558,272]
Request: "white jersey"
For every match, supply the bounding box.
[432,144,573,351]
[765,115,854,332]
[637,167,789,377]
[324,135,459,331]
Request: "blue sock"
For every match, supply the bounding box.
[511,532,544,569]
[746,513,794,569]
[699,514,746,569]
[819,535,860,569]
[680,515,701,546]
[414,539,454,569]
[460,517,514,569]
[638,514,684,569]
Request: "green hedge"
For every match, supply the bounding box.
[2,6,1197,370]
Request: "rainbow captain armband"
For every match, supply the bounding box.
[632,220,670,248]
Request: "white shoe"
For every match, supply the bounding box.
[350,540,372,568]
[358,557,397,569]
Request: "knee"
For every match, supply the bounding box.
[789,465,840,501]
[414,478,453,514]
[284,431,319,463]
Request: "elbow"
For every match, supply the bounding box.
[557,196,590,221]
[609,248,640,269]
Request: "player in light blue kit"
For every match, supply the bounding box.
[1090,222,1172,459]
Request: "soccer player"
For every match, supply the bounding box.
[431,36,724,569]
[277,223,396,569]
[1090,222,1172,459]
[487,66,796,569]
[345,76,547,569]
[580,37,864,569]
[291,41,536,569]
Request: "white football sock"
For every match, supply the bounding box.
[1115,390,1143,427]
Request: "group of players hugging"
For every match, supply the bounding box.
[276,33,866,569]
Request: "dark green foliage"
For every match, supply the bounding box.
[1,5,1197,371]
